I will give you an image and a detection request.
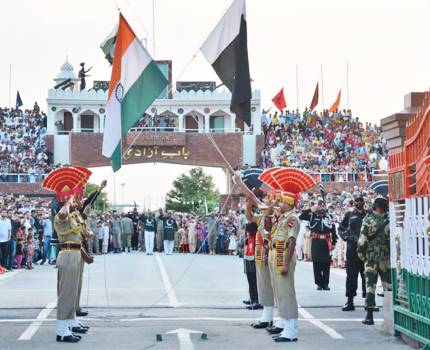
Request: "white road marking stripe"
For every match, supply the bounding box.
[299,307,344,339]
[0,317,384,323]
[155,253,179,307]
[17,302,56,341]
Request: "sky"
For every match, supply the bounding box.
[1,0,430,208]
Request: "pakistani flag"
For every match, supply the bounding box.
[100,23,118,64]
[102,14,168,171]
[201,0,251,126]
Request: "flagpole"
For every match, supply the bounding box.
[320,64,324,110]
[296,65,299,111]
[152,0,156,58]
[346,60,350,110]
[8,64,12,108]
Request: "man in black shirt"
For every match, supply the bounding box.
[300,201,337,290]
[338,196,367,311]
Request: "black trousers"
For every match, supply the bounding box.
[0,241,9,268]
[245,259,259,303]
[313,261,331,287]
[345,243,366,297]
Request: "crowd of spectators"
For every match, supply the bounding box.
[0,103,54,183]
[133,114,177,131]
[0,183,380,274]
[0,195,53,273]
[260,108,388,182]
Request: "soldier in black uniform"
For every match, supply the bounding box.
[338,196,367,311]
[299,201,337,290]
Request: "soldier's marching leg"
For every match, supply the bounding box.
[252,263,274,328]
[274,256,299,342]
[75,258,89,318]
[363,260,377,325]
[267,248,284,334]
[378,259,392,291]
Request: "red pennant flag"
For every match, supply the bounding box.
[329,89,341,113]
[272,88,286,111]
[310,82,319,110]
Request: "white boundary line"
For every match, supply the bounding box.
[1,317,384,323]
[17,302,56,341]
[155,253,179,307]
[299,307,344,339]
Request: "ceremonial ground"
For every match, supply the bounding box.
[0,254,408,350]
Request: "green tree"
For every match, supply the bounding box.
[165,167,219,214]
[85,182,110,213]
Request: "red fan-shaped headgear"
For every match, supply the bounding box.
[270,168,317,194]
[42,166,92,201]
[258,167,282,191]
[260,167,317,205]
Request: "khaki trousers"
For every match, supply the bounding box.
[272,255,298,319]
[75,258,85,311]
[256,262,274,307]
[57,250,81,320]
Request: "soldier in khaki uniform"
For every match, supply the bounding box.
[42,166,93,343]
[235,174,276,328]
[257,167,317,342]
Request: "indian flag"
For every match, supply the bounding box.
[102,14,168,171]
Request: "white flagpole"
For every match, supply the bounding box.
[296,65,299,111]
[320,64,324,110]
[152,0,156,58]
[8,64,12,108]
[346,60,350,110]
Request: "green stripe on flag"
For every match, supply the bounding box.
[111,142,122,172]
[120,61,168,135]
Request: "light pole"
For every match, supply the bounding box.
[121,183,125,212]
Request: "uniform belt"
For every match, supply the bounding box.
[311,233,330,240]
[60,242,81,250]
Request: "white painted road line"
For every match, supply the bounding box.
[155,253,179,307]
[299,307,344,339]
[0,317,384,323]
[17,302,56,341]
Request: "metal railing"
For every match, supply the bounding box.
[54,127,243,134]
[0,173,47,183]
[305,171,386,183]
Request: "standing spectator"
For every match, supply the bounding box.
[227,221,238,255]
[207,214,218,255]
[97,222,104,254]
[41,214,53,265]
[7,210,19,270]
[121,214,134,253]
[187,217,197,254]
[156,209,165,252]
[217,220,226,254]
[110,211,123,253]
[163,212,178,255]
[0,209,11,269]
[102,219,110,254]
[179,225,189,253]
[25,227,35,270]
[142,213,157,255]
[129,208,140,251]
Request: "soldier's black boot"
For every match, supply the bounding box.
[362,308,374,325]
[342,297,355,311]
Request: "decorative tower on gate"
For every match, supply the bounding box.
[381,92,430,345]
